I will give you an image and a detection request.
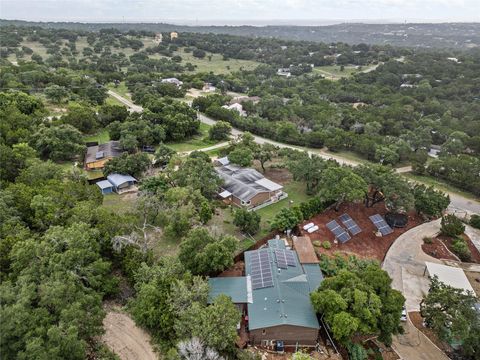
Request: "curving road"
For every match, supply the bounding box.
[108,89,480,214]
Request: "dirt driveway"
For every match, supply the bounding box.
[102,307,158,360]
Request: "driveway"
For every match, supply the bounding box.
[382,219,450,360]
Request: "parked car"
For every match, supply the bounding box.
[400,306,407,322]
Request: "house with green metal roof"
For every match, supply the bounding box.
[208,238,324,347]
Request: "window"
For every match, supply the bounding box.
[262,329,266,335]
[241,200,251,206]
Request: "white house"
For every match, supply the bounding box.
[222,103,247,116]
[161,78,183,87]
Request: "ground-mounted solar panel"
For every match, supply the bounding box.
[250,249,274,289]
[326,220,351,243]
[274,249,288,269]
[339,213,362,236]
[369,214,393,236]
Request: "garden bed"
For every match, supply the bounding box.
[408,311,453,356]
[424,234,480,264]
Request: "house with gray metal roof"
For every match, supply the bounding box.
[215,163,286,210]
[208,238,323,346]
[85,141,123,170]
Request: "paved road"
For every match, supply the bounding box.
[382,219,450,360]
[108,89,480,214]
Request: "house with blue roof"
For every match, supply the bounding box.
[208,236,323,347]
[95,174,137,195]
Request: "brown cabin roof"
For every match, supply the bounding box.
[293,236,319,264]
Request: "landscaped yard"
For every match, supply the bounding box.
[255,181,310,238]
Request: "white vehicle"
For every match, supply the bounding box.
[303,222,315,231]
[400,307,407,322]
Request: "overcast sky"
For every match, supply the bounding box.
[1,0,479,24]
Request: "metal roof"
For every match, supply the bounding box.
[215,165,283,202]
[255,178,283,191]
[106,174,137,188]
[216,156,230,166]
[85,141,122,164]
[208,276,253,304]
[425,262,476,295]
[96,180,113,190]
[243,239,321,330]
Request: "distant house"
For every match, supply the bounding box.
[215,160,286,209]
[222,103,247,116]
[154,33,163,44]
[85,141,123,170]
[202,82,216,92]
[95,174,137,195]
[277,68,291,77]
[161,77,183,87]
[107,174,137,194]
[96,180,114,195]
[208,238,324,346]
[170,31,178,40]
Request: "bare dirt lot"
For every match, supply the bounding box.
[301,202,424,261]
[102,305,157,360]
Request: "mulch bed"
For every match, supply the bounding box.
[300,202,424,262]
[408,311,453,356]
[422,238,459,261]
[441,234,480,263]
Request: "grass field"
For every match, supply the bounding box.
[166,123,223,152]
[255,181,310,238]
[106,82,131,99]
[151,48,260,74]
[313,65,360,79]
[84,130,110,144]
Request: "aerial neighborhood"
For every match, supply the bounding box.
[1,12,480,360]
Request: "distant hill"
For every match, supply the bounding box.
[1,19,479,49]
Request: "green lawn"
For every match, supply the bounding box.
[84,130,110,144]
[106,81,131,99]
[105,96,125,106]
[255,181,310,239]
[102,193,137,214]
[166,123,223,152]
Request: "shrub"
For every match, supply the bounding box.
[312,240,321,247]
[451,237,471,262]
[233,208,261,235]
[470,214,480,229]
[441,215,465,237]
[423,237,433,244]
[322,241,332,249]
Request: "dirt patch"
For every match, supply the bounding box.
[422,238,459,261]
[102,305,158,360]
[256,164,292,185]
[300,202,424,261]
[408,312,453,356]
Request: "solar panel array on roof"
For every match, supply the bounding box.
[326,220,351,243]
[339,213,362,235]
[285,250,296,267]
[274,249,287,269]
[250,249,274,289]
[369,214,394,235]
